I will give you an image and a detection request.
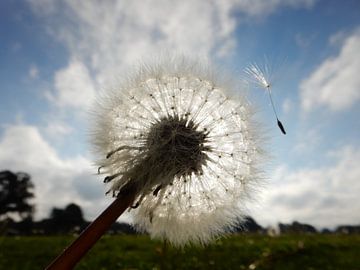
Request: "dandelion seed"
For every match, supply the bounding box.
[92,56,264,246]
[244,63,286,135]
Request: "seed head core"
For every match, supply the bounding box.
[146,115,210,178]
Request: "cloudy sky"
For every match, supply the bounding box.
[1,0,359,229]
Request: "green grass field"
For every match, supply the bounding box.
[0,234,359,269]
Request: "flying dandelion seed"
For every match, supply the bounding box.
[244,63,286,135]
[91,56,264,246]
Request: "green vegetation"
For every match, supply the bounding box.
[1,234,359,269]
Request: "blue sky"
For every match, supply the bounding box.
[0,0,359,229]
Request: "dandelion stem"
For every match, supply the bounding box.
[45,182,136,270]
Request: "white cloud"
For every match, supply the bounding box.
[25,0,317,113]
[29,0,239,112]
[28,0,317,86]
[0,124,121,221]
[252,145,360,228]
[235,0,316,17]
[282,97,293,114]
[29,0,236,87]
[300,30,360,112]
[28,64,39,79]
[43,121,73,138]
[51,59,96,109]
[295,32,316,48]
[329,30,348,46]
[293,128,321,154]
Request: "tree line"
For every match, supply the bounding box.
[1,170,359,236]
[0,170,135,235]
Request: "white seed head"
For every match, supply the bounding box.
[91,56,264,246]
[244,61,287,134]
[244,63,271,89]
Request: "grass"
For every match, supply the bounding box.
[0,234,359,269]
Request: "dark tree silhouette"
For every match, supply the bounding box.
[0,170,34,220]
[279,221,317,234]
[49,203,85,233]
[233,216,264,233]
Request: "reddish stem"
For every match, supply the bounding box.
[45,187,136,270]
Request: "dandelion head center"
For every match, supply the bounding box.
[146,115,210,177]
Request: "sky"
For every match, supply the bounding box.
[0,0,359,229]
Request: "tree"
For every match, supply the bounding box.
[0,170,34,220]
[233,216,264,233]
[49,203,85,233]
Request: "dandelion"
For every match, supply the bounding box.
[244,63,286,135]
[92,56,264,246]
[46,56,265,269]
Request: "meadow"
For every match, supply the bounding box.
[0,234,359,269]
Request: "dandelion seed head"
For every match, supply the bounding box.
[244,63,271,90]
[91,55,264,246]
[244,61,287,135]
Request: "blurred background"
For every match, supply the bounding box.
[0,0,359,233]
